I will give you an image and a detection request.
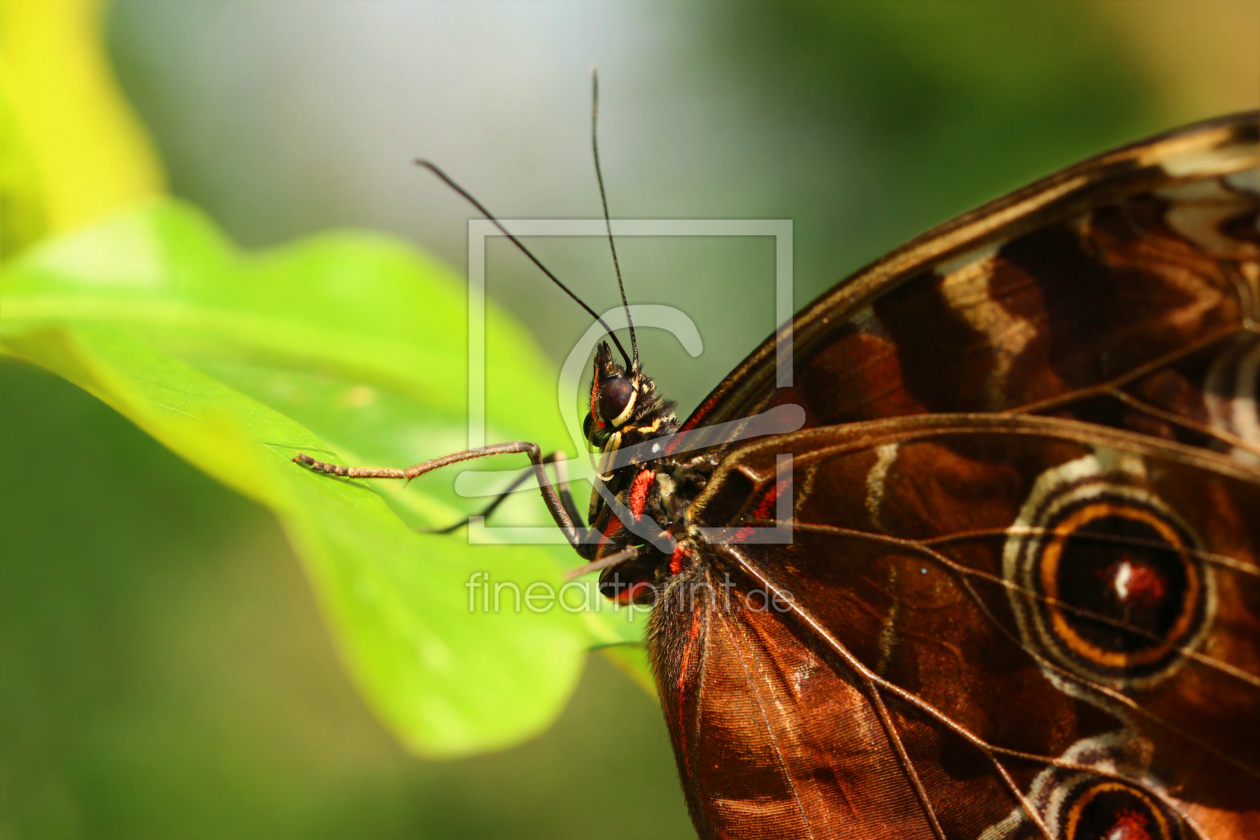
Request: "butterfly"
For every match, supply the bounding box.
[297,107,1260,839]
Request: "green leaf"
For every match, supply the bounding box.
[0,199,651,757]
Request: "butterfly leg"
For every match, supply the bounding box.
[421,450,587,535]
[294,442,591,554]
[420,464,537,535]
[548,452,589,536]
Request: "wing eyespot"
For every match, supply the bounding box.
[1004,454,1213,690]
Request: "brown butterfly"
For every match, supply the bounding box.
[298,109,1260,839]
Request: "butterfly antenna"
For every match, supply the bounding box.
[414,159,632,367]
[590,67,638,369]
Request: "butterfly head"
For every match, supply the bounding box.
[584,341,640,449]
[583,341,676,454]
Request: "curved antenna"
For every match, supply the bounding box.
[414,159,633,368]
[590,67,638,368]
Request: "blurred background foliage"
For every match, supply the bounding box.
[2,1,1256,838]
[0,0,162,255]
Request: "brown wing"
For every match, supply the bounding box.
[655,414,1259,839]
[680,112,1260,464]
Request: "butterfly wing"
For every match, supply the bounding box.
[655,415,1259,839]
[681,112,1260,463]
[653,113,1260,839]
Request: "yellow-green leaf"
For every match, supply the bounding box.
[1,199,651,757]
[0,0,164,258]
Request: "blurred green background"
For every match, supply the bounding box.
[2,2,1256,838]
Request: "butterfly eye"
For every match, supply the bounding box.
[599,375,637,426]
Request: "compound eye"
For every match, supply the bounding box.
[599,375,637,426]
[583,413,597,444]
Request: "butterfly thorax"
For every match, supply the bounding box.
[583,341,695,601]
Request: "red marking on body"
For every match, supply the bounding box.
[611,580,654,605]
[668,544,690,576]
[589,375,605,431]
[594,473,662,606]
[674,604,704,779]
[628,469,654,520]
[732,472,792,543]
[595,517,625,558]
[594,472,653,559]
[1107,809,1151,840]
